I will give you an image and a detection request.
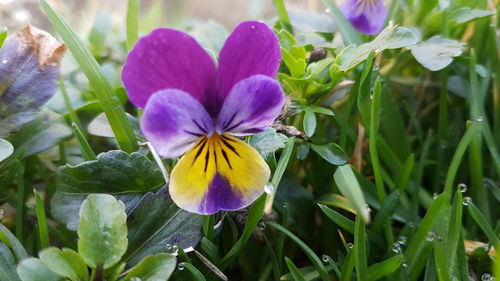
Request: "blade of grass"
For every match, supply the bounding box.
[340,249,355,281]
[443,121,480,197]
[354,216,368,281]
[367,255,403,281]
[334,165,370,223]
[433,241,451,281]
[320,0,362,45]
[71,123,97,161]
[445,189,463,276]
[34,189,50,249]
[395,154,414,192]
[465,200,499,246]
[369,77,386,202]
[371,190,401,231]
[40,0,138,153]
[272,0,293,34]
[182,263,207,281]
[267,221,332,281]
[284,257,306,281]
[265,138,295,213]
[59,78,82,130]
[126,0,140,50]
[405,194,446,273]
[220,194,266,269]
[15,160,25,241]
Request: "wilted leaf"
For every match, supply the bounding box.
[9,110,71,158]
[0,25,65,137]
[249,128,288,156]
[57,150,164,194]
[123,253,176,281]
[0,139,13,162]
[123,187,203,265]
[78,194,128,269]
[451,8,495,23]
[340,25,418,70]
[408,36,464,71]
[17,258,63,281]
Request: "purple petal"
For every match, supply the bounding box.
[340,0,387,35]
[215,75,285,136]
[217,21,281,113]
[122,28,217,113]
[141,89,213,158]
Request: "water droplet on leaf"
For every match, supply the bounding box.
[177,262,185,271]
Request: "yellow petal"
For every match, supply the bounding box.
[169,134,270,214]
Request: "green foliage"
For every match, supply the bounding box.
[0,0,498,280]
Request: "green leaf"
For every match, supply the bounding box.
[123,187,202,265]
[267,221,331,281]
[9,111,71,159]
[249,128,288,157]
[408,36,464,71]
[71,123,97,161]
[0,27,6,48]
[123,253,176,281]
[39,247,88,281]
[306,106,334,116]
[282,48,307,78]
[264,138,295,212]
[17,258,64,281]
[0,223,28,261]
[0,243,21,281]
[34,190,50,249]
[57,150,165,194]
[318,204,354,233]
[317,194,356,214]
[181,262,207,281]
[334,165,370,222]
[0,139,13,162]
[367,255,403,281]
[284,257,306,281]
[78,194,128,269]
[354,216,368,281]
[272,0,293,33]
[40,0,138,152]
[340,25,418,70]
[310,143,347,166]
[451,7,495,23]
[88,12,112,57]
[126,0,140,50]
[0,26,65,138]
[466,200,499,246]
[303,110,316,137]
[371,190,401,231]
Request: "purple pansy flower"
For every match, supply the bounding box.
[340,0,388,35]
[122,21,285,215]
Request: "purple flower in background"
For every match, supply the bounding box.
[122,21,284,215]
[340,0,388,34]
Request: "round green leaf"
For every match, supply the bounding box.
[17,258,64,281]
[39,247,88,281]
[310,143,347,166]
[77,194,127,269]
[123,253,176,281]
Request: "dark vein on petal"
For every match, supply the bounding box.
[191,138,207,165]
[220,137,241,157]
[221,148,232,169]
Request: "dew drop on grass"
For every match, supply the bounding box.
[264,184,274,194]
[426,232,436,242]
[481,273,492,281]
[463,196,472,206]
[177,262,185,271]
[458,183,467,193]
[347,243,354,249]
[321,254,330,264]
[397,236,407,246]
[391,242,401,254]
[258,221,266,231]
[167,243,179,254]
[433,193,439,199]
[475,116,484,122]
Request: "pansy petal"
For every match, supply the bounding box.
[215,75,285,136]
[141,89,213,158]
[217,21,281,110]
[169,134,270,215]
[340,0,387,35]
[122,28,217,111]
